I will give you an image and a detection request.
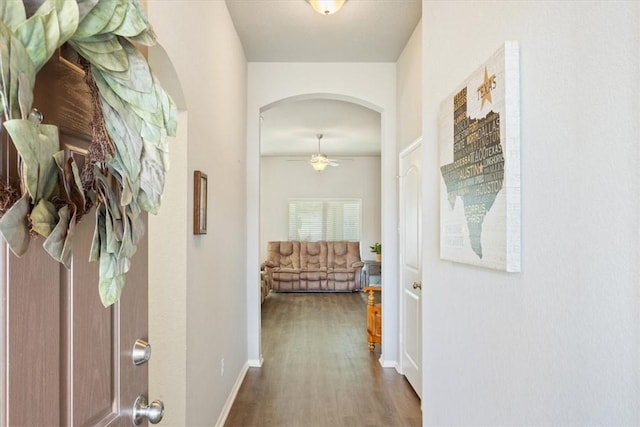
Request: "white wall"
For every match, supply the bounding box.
[147,2,248,426]
[260,156,381,261]
[397,21,422,152]
[247,62,398,366]
[422,1,640,425]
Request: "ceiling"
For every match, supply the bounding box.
[225,0,421,157]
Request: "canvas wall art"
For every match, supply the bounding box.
[439,41,521,272]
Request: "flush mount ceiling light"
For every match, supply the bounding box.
[307,0,347,16]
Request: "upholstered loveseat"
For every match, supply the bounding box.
[262,241,364,292]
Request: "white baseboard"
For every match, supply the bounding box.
[215,361,250,427]
[248,357,263,367]
[378,356,399,370]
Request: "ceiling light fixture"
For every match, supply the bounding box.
[309,134,339,172]
[307,0,347,16]
[310,158,329,172]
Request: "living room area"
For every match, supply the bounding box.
[258,96,383,294]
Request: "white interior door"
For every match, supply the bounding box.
[399,139,422,398]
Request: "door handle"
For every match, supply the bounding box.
[412,281,422,290]
[133,396,165,425]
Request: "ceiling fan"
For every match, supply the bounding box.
[309,134,339,172]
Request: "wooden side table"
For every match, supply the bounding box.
[363,286,382,351]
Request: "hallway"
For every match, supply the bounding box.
[225,292,421,426]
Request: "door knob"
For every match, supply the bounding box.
[133,396,164,425]
[412,281,422,290]
[132,339,152,365]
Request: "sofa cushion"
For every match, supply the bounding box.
[300,241,327,270]
[327,241,361,269]
[266,241,300,269]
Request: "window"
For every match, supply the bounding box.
[288,199,361,241]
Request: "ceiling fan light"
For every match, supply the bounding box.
[307,0,346,15]
[311,161,328,172]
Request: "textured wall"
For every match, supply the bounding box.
[397,20,422,152]
[422,1,640,425]
[148,2,248,426]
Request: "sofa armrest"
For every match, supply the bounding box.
[261,260,277,269]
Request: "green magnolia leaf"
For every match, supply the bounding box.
[10,35,36,119]
[0,22,36,119]
[18,71,34,119]
[43,205,76,269]
[126,27,157,47]
[113,0,148,37]
[107,164,134,206]
[103,72,161,124]
[31,199,58,237]
[38,8,61,69]
[3,119,59,202]
[77,0,99,22]
[137,153,164,214]
[95,67,163,134]
[104,200,125,256]
[118,212,134,259]
[101,40,153,92]
[131,209,145,242]
[100,97,142,181]
[0,1,26,31]
[54,151,86,210]
[69,39,128,72]
[98,0,128,35]
[141,120,161,145]
[89,205,102,262]
[67,155,86,209]
[0,194,30,256]
[73,32,116,42]
[99,267,125,307]
[49,0,79,45]
[14,14,48,71]
[75,35,122,55]
[73,0,117,39]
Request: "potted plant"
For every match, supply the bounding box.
[369,242,382,262]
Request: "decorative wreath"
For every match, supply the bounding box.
[0,0,177,306]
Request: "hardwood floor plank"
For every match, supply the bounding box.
[225,292,421,426]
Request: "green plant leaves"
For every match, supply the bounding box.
[31,199,58,237]
[0,0,177,307]
[0,194,30,256]
[0,1,26,31]
[3,119,59,202]
[73,0,119,40]
[13,0,79,72]
[43,204,77,268]
[0,21,36,119]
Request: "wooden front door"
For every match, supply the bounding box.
[1,48,150,426]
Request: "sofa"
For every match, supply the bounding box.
[262,241,364,292]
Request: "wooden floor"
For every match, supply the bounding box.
[225,292,421,427]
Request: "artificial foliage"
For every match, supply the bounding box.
[0,0,177,306]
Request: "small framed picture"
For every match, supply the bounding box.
[193,170,207,235]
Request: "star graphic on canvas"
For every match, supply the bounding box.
[480,67,494,109]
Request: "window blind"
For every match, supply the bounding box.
[288,199,361,241]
